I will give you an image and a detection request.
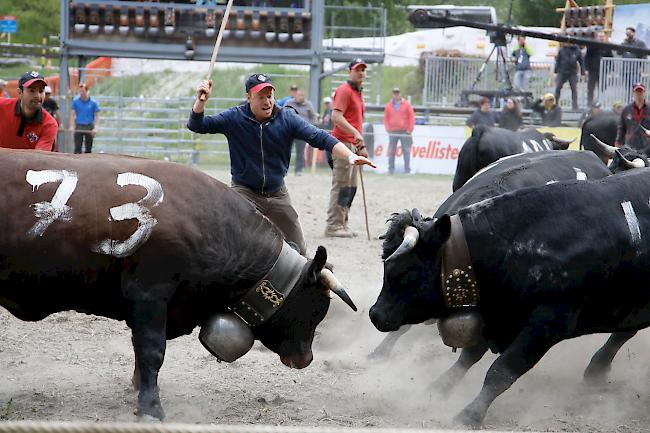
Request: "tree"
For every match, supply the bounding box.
[0,0,59,44]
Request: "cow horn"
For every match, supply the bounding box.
[385,226,419,262]
[551,135,575,147]
[319,269,357,312]
[590,134,617,157]
[615,149,646,169]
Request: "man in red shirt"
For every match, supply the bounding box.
[616,83,650,150]
[325,58,369,238]
[383,87,415,174]
[0,71,57,151]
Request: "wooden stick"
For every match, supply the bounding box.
[359,167,371,241]
[199,0,234,101]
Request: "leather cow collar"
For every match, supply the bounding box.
[231,242,307,327]
[440,214,480,309]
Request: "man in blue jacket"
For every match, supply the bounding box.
[188,73,375,254]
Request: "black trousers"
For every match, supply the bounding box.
[554,72,579,110]
[74,124,94,154]
[587,70,599,107]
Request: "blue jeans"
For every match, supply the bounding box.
[388,132,413,174]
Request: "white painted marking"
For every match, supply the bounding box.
[25,170,78,238]
[546,180,558,185]
[93,173,164,258]
[521,140,534,153]
[573,167,587,181]
[621,201,642,247]
[542,139,553,150]
[529,139,545,152]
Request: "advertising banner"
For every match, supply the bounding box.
[371,124,467,175]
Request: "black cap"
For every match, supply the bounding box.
[245,73,275,93]
[349,58,367,70]
[18,71,47,90]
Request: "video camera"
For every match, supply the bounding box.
[407,5,497,29]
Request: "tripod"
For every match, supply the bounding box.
[469,31,513,94]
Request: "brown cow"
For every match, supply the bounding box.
[0,148,355,420]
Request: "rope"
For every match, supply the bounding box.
[0,421,534,433]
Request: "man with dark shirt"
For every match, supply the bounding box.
[465,97,498,128]
[188,73,374,252]
[584,31,613,108]
[554,43,585,110]
[616,83,650,150]
[42,86,61,126]
[619,27,648,101]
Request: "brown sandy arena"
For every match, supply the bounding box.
[2,167,650,432]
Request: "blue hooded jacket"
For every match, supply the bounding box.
[188,103,338,194]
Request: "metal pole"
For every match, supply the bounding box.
[59,0,70,153]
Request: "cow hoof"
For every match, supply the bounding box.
[583,365,610,386]
[136,405,165,422]
[137,414,161,423]
[453,408,483,429]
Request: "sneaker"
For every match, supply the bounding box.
[324,227,355,238]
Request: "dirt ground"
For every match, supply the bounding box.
[2,166,650,432]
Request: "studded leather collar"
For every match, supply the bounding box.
[231,242,307,327]
[440,214,480,309]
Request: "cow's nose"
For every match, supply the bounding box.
[281,351,313,369]
[369,306,400,332]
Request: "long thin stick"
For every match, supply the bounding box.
[359,167,371,241]
[199,0,234,101]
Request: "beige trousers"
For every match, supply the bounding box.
[231,183,306,255]
[326,141,359,231]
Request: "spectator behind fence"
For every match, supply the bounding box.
[276,83,298,107]
[619,27,648,102]
[0,79,9,98]
[0,71,57,151]
[42,86,61,126]
[612,100,623,115]
[554,43,584,110]
[466,97,498,128]
[383,87,415,174]
[499,98,522,131]
[585,31,613,108]
[285,89,318,176]
[70,82,101,154]
[616,83,650,151]
[512,36,533,91]
[532,93,562,126]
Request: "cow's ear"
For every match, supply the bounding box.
[307,246,328,283]
[420,214,451,247]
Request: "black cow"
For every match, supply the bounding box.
[453,126,573,191]
[580,114,618,164]
[370,169,650,427]
[588,133,650,173]
[0,149,356,420]
[373,152,633,393]
[369,151,612,361]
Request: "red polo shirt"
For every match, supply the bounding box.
[0,98,57,151]
[332,81,365,144]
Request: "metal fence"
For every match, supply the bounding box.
[598,57,650,109]
[422,56,592,110]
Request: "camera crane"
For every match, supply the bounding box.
[409,7,650,107]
